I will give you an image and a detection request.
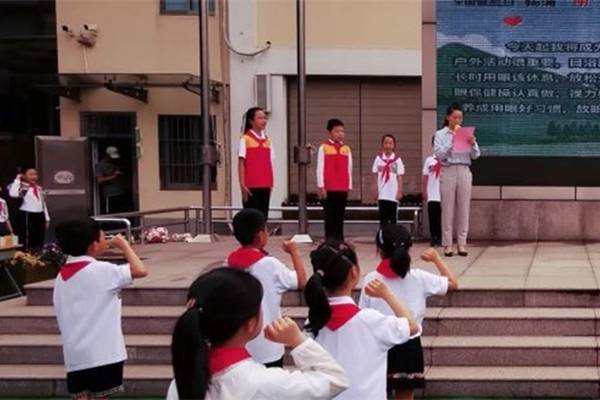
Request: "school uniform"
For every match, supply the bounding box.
[423,155,442,246]
[434,127,481,247]
[166,338,349,400]
[372,152,405,227]
[239,130,275,220]
[316,140,353,242]
[359,260,449,390]
[313,296,411,400]
[53,256,133,397]
[9,179,49,250]
[0,199,10,237]
[227,248,298,365]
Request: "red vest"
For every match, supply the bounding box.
[322,141,351,192]
[242,132,273,189]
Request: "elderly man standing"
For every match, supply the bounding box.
[96,146,126,215]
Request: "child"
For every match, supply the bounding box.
[9,168,50,250]
[372,134,405,227]
[0,187,14,237]
[304,242,419,400]
[422,136,442,247]
[359,224,459,400]
[53,218,148,399]
[226,209,307,367]
[238,107,274,220]
[169,268,349,399]
[316,118,353,242]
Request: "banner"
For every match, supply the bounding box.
[437,0,600,157]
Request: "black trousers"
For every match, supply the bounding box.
[103,194,128,215]
[428,201,442,245]
[243,188,271,221]
[17,210,46,251]
[324,191,348,242]
[378,200,398,227]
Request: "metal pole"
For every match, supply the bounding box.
[296,0,308,234]
[199,0,213,234]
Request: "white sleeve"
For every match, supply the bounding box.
[257,338,350,399]
[371,157,379,174]
[397,158,405,176]
[238,137,247,158]
[358,273,375,309]
[272,258,299,292]
[1,201,8,220]
[416,269,449,297]
[348,149,353,190]
[166,379,178,400]
[316,145,325,189]
[271,142,276,160]
[8,179,21,198]
[360,309,411,351]
[44,201,50,221]
[105,262,134,292]
[422,158,431,176]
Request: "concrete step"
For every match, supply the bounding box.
[25,280,600,308]
[1,298,598,337]
[2,335,596,367]
[0,364,598,398]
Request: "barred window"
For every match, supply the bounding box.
[158,115,217,190]
[161,0,217,15]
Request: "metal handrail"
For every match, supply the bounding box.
[92,217,132,243]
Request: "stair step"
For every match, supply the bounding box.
[25,280,600,308]
[0,364,598,398]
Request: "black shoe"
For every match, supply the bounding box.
[444,251,454,257]
[458,247,468,257]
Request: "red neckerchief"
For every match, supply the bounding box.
[326,303,360,331]
[376,258,397,278]
[246,131,268,147]
[227,247,269,269]
[209,346,252,375]
[433,156,442,178]
[60,261,92,281]
[379,153,399,184]
[0,201,3,216]
[326,139,344,153]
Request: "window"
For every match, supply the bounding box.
[159,115,217,190]
[161,0,217,15]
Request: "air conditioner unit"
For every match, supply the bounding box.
[254,74,271,112]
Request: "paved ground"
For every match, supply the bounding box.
[110,237,600,291]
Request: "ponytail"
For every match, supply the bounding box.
[172,308,210,399]
[304,242,358,337]
[376,225,413,278]
[242,107,264,133]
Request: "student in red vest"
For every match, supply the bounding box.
[316,119,353,242]
[238,107,274,220]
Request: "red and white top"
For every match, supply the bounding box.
[9,179,50,221]
[227,248,299,363]
[313,296,411,400]
[316,140,353,192]
[53,255,133,372]
[166,338,349,400]
[238,130,275,189]
[422,155,442,202]
[372,152,405,202]
[359,260,448,337]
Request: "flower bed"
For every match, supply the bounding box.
[1,244,66,293]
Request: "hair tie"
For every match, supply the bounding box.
[197,306,204,314]
[316,270,324,277]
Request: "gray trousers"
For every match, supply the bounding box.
[440,164,472,246]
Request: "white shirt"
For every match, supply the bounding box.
[53,255,133,372]
[316,140,353,190]
[238,256,299,363]
[166,338,350,400]
[359,269,448,338]
[238,130,276,159]
[372,153,405,202]
[9,179,50,221]
[314,297,411,400]
[0,199,8,223]
[422,156,441,202]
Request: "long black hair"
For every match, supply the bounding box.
[171,268,263,399]
[304,242,358,337]
[243,107,265,132]
[442,102,463,127]
[376,224,413,278]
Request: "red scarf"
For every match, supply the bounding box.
[376,258,397,278]
[380,153,399,184]
[248,131,268,147]
[0,201,3,216]
[433,156,442,178]
[209,346,252,375]
[227,248,268,269]
[60,261,91,281]
[326,303,360,331]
